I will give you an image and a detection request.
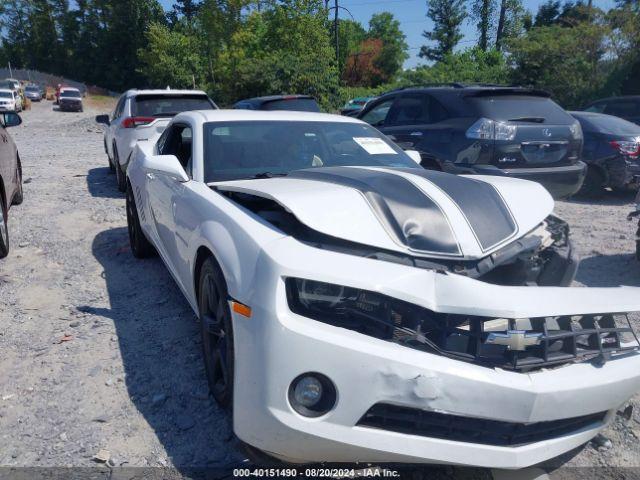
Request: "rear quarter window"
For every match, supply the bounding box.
[468,95,573,124]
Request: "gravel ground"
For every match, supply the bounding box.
[0,100,639,478]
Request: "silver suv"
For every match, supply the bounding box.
[96,89,217,191]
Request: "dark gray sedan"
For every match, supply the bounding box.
[571,111,640,195]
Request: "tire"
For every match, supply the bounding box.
[114,147,126,192]
[126,182,156,258]
[0,193,9,259]
[198,257,235,409]
[106,141,115,174]
[12,157,23,205]
[577,166,604,198]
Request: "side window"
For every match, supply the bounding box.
[156,128,171,155]
[360,99,394,127]
[390,94,447,126]
[159,125,193,178]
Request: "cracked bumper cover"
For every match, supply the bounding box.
[230,238,640,468]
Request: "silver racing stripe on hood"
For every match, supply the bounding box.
[387,168,518,252]
[287,167,461,255]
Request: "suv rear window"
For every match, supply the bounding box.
[468,95,573,124]
[262,99,320,112]
[133,94,214,117]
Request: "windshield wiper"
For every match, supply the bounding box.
[508,116,546,123]
[249,172,288,179]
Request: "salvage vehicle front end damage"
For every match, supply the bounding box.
[216,169,640,468]
[125,111,640,469]
[231,259,640,467]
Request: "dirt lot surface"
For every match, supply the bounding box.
[1,100,640,479]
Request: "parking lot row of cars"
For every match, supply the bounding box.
[82,84,640,468]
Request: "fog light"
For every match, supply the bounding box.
[288,373,337,417]
[294,376,323,407]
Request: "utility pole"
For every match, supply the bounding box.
[334,0,339,67]
[8,61,12,79]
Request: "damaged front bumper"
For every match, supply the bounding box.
[231,238,640,468]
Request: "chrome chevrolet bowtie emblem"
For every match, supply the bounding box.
[485,330,543,351]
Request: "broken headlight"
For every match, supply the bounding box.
[285,277,440,342]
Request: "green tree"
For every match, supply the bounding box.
[337,19,367,74]
[138,22,206,88]
[403,47,509,84]
[495,0,525,49]
[420,0,467,61]
[366,12,408,84]
[507,22,609,107]
[472,0,495,51]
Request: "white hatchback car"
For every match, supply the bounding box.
[0,89,22,112]
[126,109,640,468]
[96,89,217,191]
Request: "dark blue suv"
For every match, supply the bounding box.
[357,85,587,199]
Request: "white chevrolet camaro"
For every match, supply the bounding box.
[125,109,640,468]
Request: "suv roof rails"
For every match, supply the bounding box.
[383,83,529,94]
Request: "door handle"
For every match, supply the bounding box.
[410,132,423,136]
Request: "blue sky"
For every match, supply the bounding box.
[159,0,616,68]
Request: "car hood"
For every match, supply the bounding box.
[214,166,554,260]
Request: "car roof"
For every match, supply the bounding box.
[383,85,549,96]
[235,95,315,105]
[60,87,80,91]
[0,88,13,93]
[587,96,640,103]
[124,89,208,98]
[175,109,363,124]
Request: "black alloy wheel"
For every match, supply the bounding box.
[125,183,155,258]
[198,257,234,409]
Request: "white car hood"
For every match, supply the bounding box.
[214,166,554,260]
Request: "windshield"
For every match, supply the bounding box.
[203,121,418,182]
[61,90,81,98]
[133,94,214,117]
[26,86,39,92]
[0,92,12,98]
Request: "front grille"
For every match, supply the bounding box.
[415,313,640,371]
[357,404,607,447]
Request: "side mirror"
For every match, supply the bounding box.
[405,150,422,164]
[2,112,22,128]
[95,114,110,126]
[143,155,189,183]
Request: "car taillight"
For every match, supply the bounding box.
[610,140,640,158]
[569,122,583,141]
[122,116,155,128]
[466,118,517,141]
